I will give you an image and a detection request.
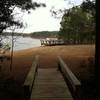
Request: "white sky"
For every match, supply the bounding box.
[6,0,83,33]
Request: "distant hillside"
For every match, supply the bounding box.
[1,31,59,39]
[30,31,59,39]
[1,32,24,36]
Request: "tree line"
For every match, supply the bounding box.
[30,31,58,38]
[1,31,59,38]
[58,0,95,44]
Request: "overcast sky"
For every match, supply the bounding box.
[7,0,83,33]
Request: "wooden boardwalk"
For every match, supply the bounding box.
[30,68,73,100]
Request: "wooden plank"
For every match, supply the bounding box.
[30,97,73,100]
[34,79,67,86]
[31,85,72,98]
[34,69,67,86]
[35,69,63,80]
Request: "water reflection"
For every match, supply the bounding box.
[1,36,41,51]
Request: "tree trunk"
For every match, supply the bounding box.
[95,35,100,91]
[96,3,100,91]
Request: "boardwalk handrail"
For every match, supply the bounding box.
[23,55,39,100]
[58,56,81,100]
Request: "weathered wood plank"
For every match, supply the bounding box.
[32,85,72,98]
[34,69,67,86]
[31,97,73,100]
[35,69,63,80]
[34,79,67,85]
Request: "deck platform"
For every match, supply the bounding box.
[30,68,73,100]
[40,39,65,46]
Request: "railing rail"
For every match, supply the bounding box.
[23,55,39,100]
[58,56,81,100]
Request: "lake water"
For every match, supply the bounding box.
[2,36,41,51]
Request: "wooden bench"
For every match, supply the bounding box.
[58,56,81,100]
[23,55,39,100]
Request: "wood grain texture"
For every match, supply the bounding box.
[30,68,73,100]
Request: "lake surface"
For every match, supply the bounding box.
[2,36,41,51]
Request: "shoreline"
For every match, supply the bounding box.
[2,36,41,51]
[13,43,95,52]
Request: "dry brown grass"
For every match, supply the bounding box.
[1,44,95,83]
[0,44,95,100]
